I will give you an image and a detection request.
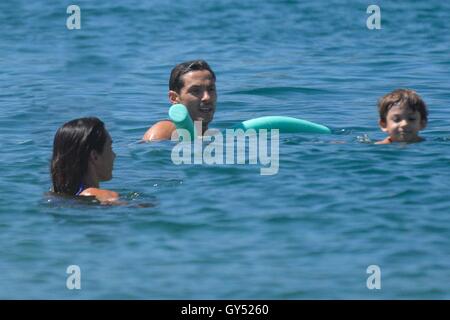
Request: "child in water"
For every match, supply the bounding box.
[51,117,119,204]
[376,89,428,144]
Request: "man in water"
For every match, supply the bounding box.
[143,60,217,141]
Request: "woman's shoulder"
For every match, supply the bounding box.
[80,188,119,203]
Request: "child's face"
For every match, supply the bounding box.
[379,104,426,142]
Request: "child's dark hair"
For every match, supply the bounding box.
[378,89,428,123]
[169,60,216,93]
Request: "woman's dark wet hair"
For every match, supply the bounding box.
[51,117,107,195]
[169,60,216,93]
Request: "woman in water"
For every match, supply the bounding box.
[51,117,119,204]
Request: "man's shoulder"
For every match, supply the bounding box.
[143,120,176,141]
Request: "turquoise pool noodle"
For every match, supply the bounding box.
[168,104,197,140]
[169,105,331,138]
[238,116,331,134]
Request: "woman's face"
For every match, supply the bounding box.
[94,131,116,181]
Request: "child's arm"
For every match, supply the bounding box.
[375,137,392,144]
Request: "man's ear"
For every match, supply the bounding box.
[379,119,388,132]
[168,90,180,104]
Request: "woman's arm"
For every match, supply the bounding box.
[80,188,120,204]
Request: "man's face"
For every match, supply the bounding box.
[169,70,217,128]
[380,104,426,142]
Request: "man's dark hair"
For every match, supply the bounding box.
[169,60,216,93]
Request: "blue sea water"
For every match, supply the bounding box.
[1,0,450,299]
